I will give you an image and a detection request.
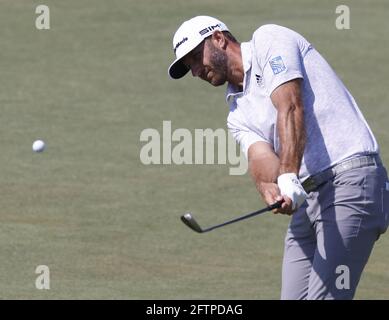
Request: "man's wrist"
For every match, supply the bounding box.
[279,163,299,176]
[257,181,271,194]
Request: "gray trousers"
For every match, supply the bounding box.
[281,161,389,299]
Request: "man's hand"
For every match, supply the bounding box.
[247,141,303,215]
[258,182,294,215]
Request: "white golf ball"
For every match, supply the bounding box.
[32,140,46,153]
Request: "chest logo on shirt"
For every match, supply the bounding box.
[269,56,287,75]
[255,74,263,86]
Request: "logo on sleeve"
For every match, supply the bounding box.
[269,56,287,75]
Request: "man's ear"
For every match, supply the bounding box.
[211,30,227,49]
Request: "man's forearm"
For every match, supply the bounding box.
[271,79,306,176]
[247,142,281,202]
[277,102,306,175]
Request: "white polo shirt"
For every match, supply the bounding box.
[226,24,378,180]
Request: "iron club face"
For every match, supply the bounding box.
[181,213,204,233]
[180,201,283,234]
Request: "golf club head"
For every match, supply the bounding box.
[181,213,203,233]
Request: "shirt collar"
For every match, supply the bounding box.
[241,42,252,74]
[226,42,252,103]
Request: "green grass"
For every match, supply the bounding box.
[0,0,388,299]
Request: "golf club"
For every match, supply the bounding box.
[181,201,283,233]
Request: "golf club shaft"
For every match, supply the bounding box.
[202,201,283,232]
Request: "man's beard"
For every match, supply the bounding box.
[208,43,228,86]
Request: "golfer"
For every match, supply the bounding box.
[168,16,389,299]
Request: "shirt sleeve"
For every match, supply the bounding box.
[252,25,304,96]
[227,112,270,159]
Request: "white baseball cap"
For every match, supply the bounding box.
[168,16,229,79]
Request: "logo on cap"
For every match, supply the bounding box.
[174,37,188,53]
[199,23,222,36]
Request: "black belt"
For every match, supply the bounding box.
[302,154,382,193]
